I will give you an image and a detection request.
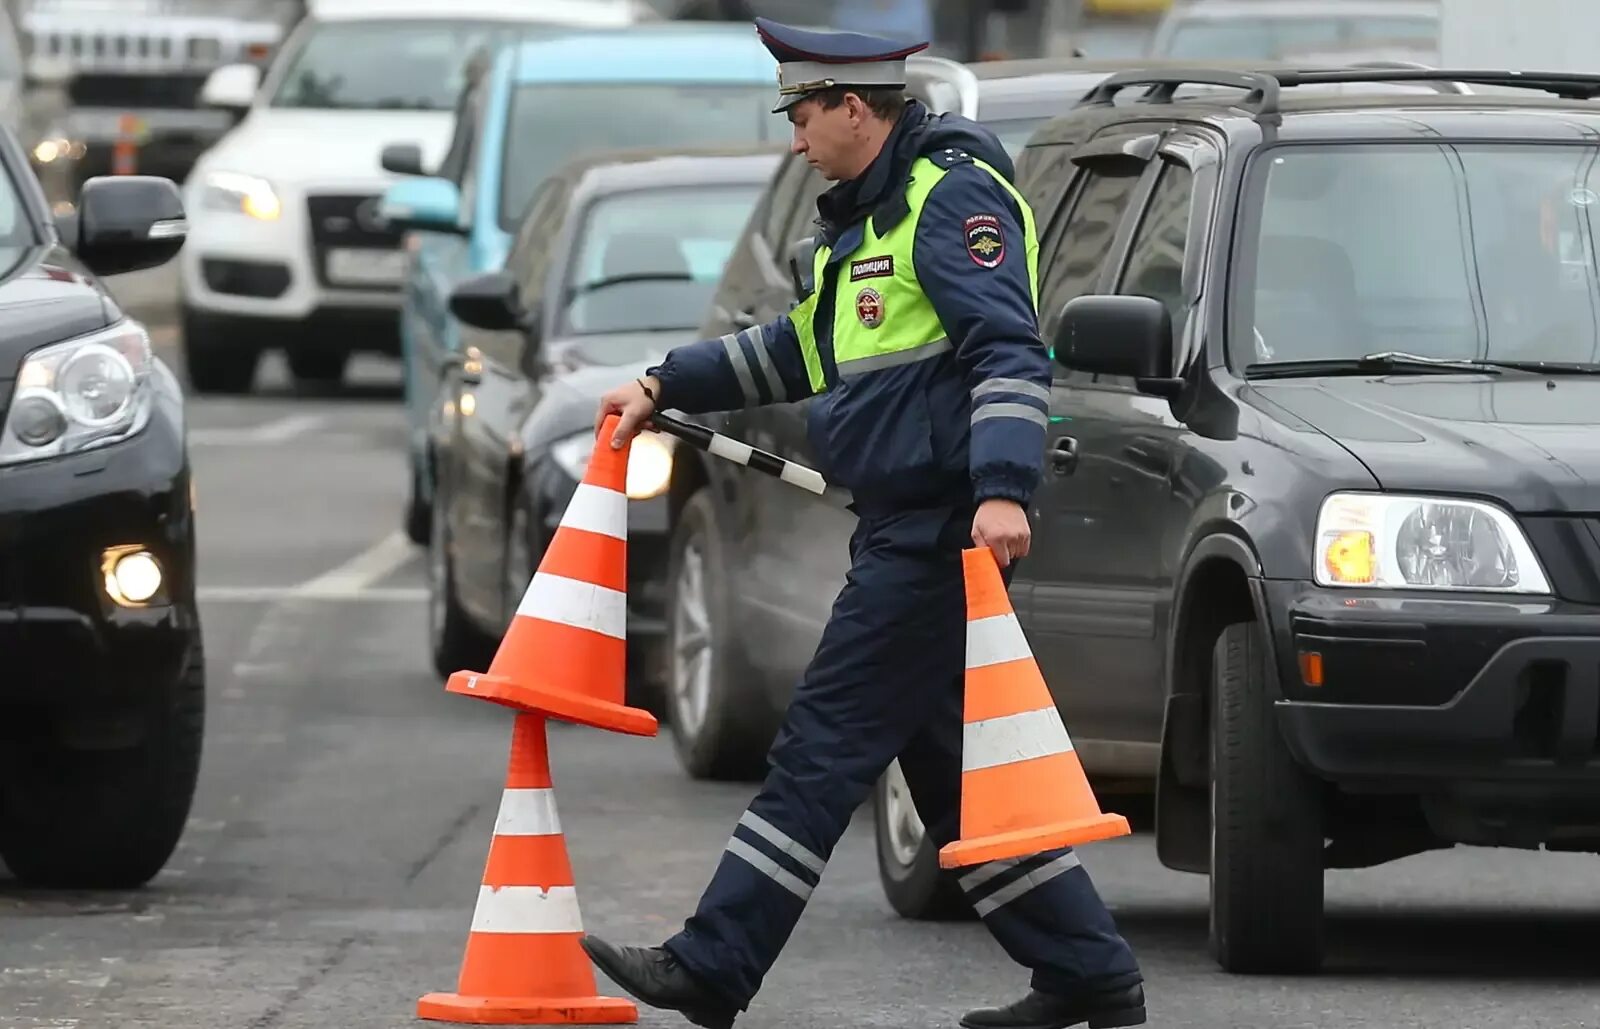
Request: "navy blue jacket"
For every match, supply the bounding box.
[646,101,1051,512]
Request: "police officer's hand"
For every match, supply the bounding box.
[972,498,1032,568]
[596,375,661,450]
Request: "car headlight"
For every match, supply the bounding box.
[549,430,675,500]
[1314,492,1551,594]
[0,321,156,467]
[199,170,281,220]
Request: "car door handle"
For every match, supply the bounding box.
[1049,436,1078,475]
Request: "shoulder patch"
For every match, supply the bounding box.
[964,213,1005,268]
[930,147,975,169]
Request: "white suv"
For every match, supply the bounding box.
[177,0,655,394]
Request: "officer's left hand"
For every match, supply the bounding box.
[972,499,1031,568]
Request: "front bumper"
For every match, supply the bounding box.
[1268,581,1600,785]
[179,178,407,328]
[0,371,199,703]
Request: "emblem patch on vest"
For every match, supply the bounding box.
[855,286,885,329]
[850,255,894,281]
[965,213,1005,268]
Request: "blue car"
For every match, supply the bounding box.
[379,23,790,543]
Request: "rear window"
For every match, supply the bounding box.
[1234,142,1600,368]
[499,82,787,230]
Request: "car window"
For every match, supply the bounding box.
[1236,142,1600,369]
[499,83,788,231]
[1119,161,1195,342]
[1037,162,1147,370]
[269,19,551,110]
[558,182,766,336]
[507,177,571,316]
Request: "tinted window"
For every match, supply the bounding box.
[1162,14,1437,59]
[1236,143,1600,368]
[270,19,544,111]
[1120,162,1194,339]
[1037,163,1146,357]
[558,183,766,336]
[500,83,787,231]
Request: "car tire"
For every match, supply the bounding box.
[427,489,499,680]
[0,639,205,889]
[665,489,774,781]
[1209,620,1325,974]
[287,348,348,389]
[181,306,259,395]
[404,457,432,545]
[873,759,974,921]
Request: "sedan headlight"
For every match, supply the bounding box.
[549,430,675,500]
[199,170,281,221]
[1314,492,1551,594]
[0,321,156,466]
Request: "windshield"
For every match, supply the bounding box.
[500,82,787,230]
[270,20,548,111]
[1236,143,1600,371]
[1162,14,1437,59]
[559,182,766,336]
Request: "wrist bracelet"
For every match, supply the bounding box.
[637,378,657,405]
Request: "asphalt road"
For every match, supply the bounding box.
[2,271,1599,1029]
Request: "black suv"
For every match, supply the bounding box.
[0,124,202,890]
[663,64,1600,972]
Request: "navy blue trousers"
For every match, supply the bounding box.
[662,505,1144,1010]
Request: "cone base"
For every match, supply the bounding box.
[417,991,638,1025]
[447,671,658,737]
[938,813,1132,869]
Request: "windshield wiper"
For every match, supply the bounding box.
[1470,360,1600,374]
[568,272,695,296]
[1247,351,1505,379]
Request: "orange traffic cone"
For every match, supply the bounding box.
[419,712,638,1025]
[446,415,656,738]
[939,547,1130,869]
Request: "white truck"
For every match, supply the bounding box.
[19,0,301,203]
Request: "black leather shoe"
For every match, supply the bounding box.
[579,935,739,1029]
[960,984,1146,1029]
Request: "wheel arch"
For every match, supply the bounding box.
[1156,528,1272,873]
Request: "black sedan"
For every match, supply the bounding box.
[423,143,782,704]
[0,130,200,888]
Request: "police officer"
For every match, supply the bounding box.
[583,18,1146,1029]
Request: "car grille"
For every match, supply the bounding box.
[67,71,207,109]
[305,194,405,291]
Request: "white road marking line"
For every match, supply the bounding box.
[292,531,416,598]
[199,585,427,603]
[188,413,327,447]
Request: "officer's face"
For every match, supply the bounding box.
[787,94,872,181]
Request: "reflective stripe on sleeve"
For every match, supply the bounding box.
[972,402,1048,428]
[721,333,761,406]
[973,378,1050,404]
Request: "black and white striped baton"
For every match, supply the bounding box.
[648,410,828,496]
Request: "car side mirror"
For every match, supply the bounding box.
[381,142,426,176]
[450,270,522,332]
[379,176,464,235]
[73,175,187,277]
[200,62,261,113]
[787,236,815,297]
[1053,294,1182,397]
